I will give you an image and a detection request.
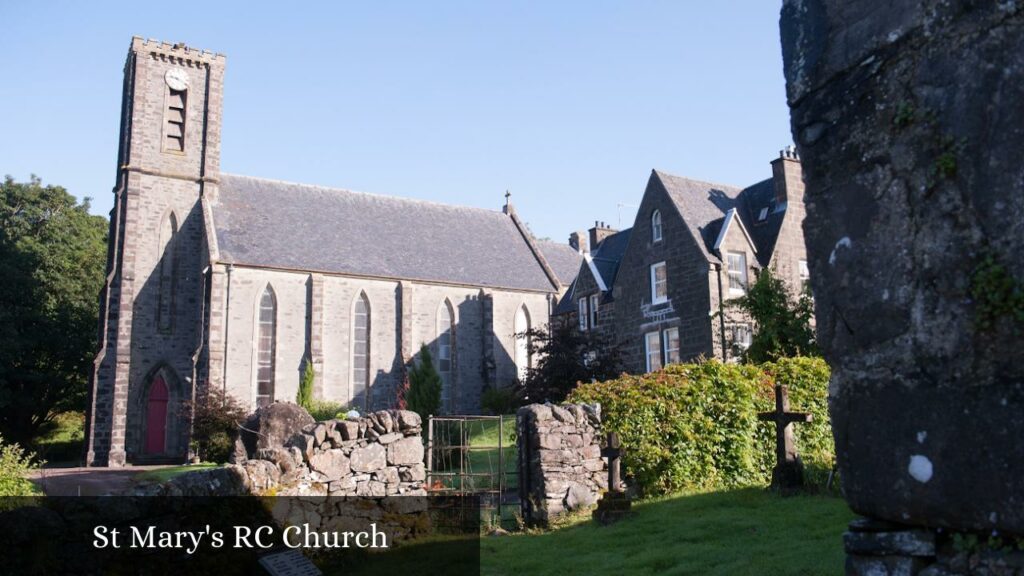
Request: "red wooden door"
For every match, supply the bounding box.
[145,376,168,454]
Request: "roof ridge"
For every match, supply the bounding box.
[652,169,743,192]
[219,172,506,215]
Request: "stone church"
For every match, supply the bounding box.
[85,38,581,467]
[554,149,809,372]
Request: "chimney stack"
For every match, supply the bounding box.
[589,221,617,251]
[569,231,588,254]
[770,145,804,207]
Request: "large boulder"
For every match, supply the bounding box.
[232,402,315,462]
[782,0,1024,535]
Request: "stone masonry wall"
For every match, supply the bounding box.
[138,408,427,498]
[517,403,607,526]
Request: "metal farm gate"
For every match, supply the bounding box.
[426,415,518,528]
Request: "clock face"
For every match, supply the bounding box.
[165,68,190,91]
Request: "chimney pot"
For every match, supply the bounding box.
[589,222,617,251]
[771,145,804,206]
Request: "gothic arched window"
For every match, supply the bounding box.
[157,212,178,333]
[437,300,454,412]
[514,305,531,382]
[351,292,371,408]
[652,209,663,242]
[256,286,277,408]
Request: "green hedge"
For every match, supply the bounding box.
[568,357,833,496]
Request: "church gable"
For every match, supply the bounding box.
[207,174,557,292]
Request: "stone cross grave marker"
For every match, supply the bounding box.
[758,384,813,494]
[603,431,623,493]
[593,431,631,525]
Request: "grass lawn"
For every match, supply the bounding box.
[34,411,85,465]
[481,488,854,576]
[432,415,517,492]
[133,463,219,484]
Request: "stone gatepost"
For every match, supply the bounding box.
[517,403,606,526]
[782,1,1024,573]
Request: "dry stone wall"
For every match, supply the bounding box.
[517,403,607,526]
[140,407,427,498]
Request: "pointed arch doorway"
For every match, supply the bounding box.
[145,375,169,454]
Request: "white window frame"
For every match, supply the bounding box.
[728,323,753,350]
[663,327,680,366]
[645,331,662,372]
[650,262,668,304]
[727,252,748,296]
[589,294,599,328]
[652,209,663,242]
[578,298,588,331]
[799,259,811,293]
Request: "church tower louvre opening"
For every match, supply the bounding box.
[86,38,225,467]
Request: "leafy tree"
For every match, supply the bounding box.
[182,386,247,463]
[519,322,625,404]
[0,176,107,445]
[405,345,442,425]
[725,267,818,363]
[296,359,314,410]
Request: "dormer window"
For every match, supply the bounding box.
[652,210,663,242]
[757,206,770,222]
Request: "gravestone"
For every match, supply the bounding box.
[758,385,812,494]
[781,0,1024,572]
[592,432,632,525]
[258,549,322,576]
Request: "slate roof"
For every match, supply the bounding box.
[654,170,782,265]
[552,228,633,316]
[591,228,632,292]
[536,240,584,287]
[209,174,558,292]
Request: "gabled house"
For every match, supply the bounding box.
[555,148,808,373]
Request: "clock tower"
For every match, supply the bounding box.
[86,38,225,466]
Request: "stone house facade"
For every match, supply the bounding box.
[555,149,809,373]
[85,38,580,467]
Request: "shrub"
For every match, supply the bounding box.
[519,322,625,404]
[724,267,818,363]
[297,360,314,410]
[480,386,520,415]
[406,345,442,425]
[569,357,832,497]
[305,399,348,422]
[0,433,41,497]
[183,387,247,463]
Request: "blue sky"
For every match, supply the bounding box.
[0,1,790,242]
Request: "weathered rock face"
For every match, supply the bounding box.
[233,402,315,462]
[781,1,1024,534]
[517,403,606,526]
